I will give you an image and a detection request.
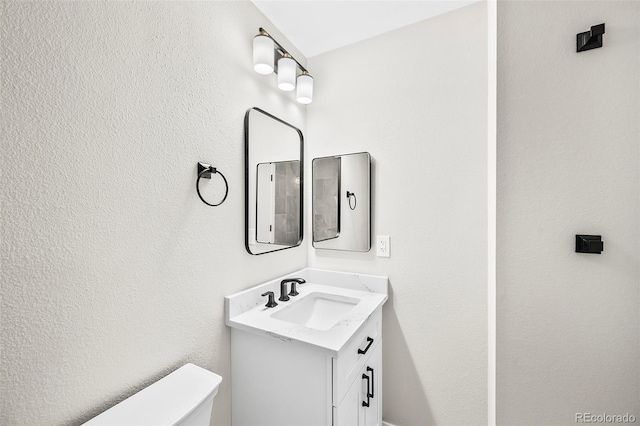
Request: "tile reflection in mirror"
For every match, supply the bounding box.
[312,156,341,242]
[256,161,300,245]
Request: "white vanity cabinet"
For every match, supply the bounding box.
[226,268,388,426]
[231,308,383,426]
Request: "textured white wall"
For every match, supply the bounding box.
[0,2,307,425]
[307,3,489,424]
[497,1,640,424]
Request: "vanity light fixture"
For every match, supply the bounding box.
[252,28,314,104]
[277,53,296,91]
[296,71,313,104]
[253,32,274,74]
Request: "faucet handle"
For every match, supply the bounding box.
[289,282,300,296]
[287,278,306,296]
[261,291,278,308]
[284,278,306,297]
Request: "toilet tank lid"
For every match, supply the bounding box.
[84,363,222,426]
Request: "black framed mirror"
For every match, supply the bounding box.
[312,152,371,252]
[245,108,303,255]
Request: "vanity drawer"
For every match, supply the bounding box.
[332,308,382,406]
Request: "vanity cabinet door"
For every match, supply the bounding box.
[361,342,381,426]
[334,374,363,426]
[334,341,382,426]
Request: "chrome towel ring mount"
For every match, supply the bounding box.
[196,162,229,207]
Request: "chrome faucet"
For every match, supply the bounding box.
[280,278,306,300]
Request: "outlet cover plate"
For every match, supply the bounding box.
[376,236,390,257]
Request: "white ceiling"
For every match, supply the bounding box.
[251,1,478,58]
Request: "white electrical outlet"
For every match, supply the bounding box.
[376,236,390,257]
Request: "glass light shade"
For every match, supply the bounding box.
[253,35,274,75]
[277,56,296,91]
[296,74,313,104]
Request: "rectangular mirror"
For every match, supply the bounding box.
[245,108,303,255]
[312,152,371,252]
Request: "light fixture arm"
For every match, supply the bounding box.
[258,27,309,74]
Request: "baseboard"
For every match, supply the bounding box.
[382,421,398,426]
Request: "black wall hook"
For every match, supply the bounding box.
[575,235,603,254]
[577,23,605,52]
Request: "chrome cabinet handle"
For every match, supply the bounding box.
[358,337,374,354]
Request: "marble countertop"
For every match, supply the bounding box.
[225,268,388,354]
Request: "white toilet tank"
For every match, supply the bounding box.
[84,363,222,426]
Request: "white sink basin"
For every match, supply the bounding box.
[271,292,360,330]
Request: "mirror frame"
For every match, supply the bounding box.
[244,107,304,255]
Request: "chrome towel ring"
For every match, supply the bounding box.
[196,162,228,207]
